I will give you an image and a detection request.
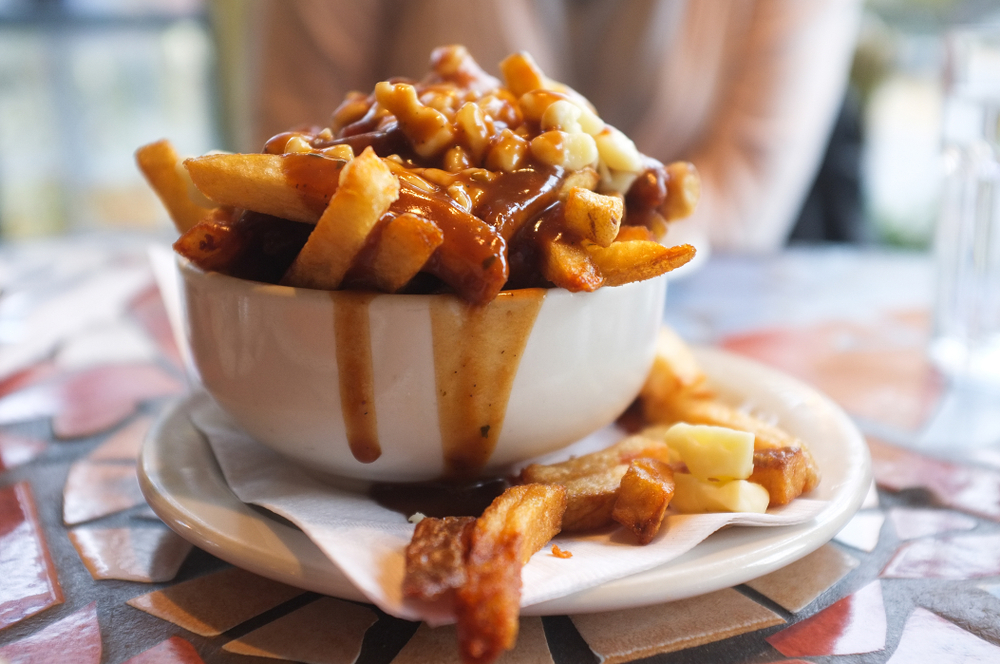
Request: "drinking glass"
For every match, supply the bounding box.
[931,27,1000,383]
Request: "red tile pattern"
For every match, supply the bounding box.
[722,313,943,431]
[833,511,885,552]
[881,534,1000,579]
[222,597,377,663]
[63,461,145,525]
[87,416,151,462]
[0,481,64,631]
[745,544,859,613]
[123,636,206,664]
[889,508,977,540]
[127,567,304,637]
[0,362,58,401]
[766,581,886,657]
[128,285,184,370]
[0,431,46,471]
[69,525,192,583]
[0,363,183,439]
[0,602,101,663]
[572,588,784,663]
[886,608,1000,663]
[868,437,1000,521]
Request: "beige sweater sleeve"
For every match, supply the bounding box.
[670,0,862,252]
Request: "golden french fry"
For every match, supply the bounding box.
[564,187,623,247]
[136,139,214,233]
[456,484,566,664]
[520,435,671,485]
[614,225,656,242]
[641,327,711,402]
[662,161,700,222]
[641,371,820,501]
[174,210,314,283]
[282,147,400,290]
[173,213,243,273]
[520,434,672,531]
[347,212,444,293]
[748,447,820,506]
[647,394,797,451]
[185,152,347,223]
[638,325,820,507]
[612,458,675,544]
[559,467,629,531]
[403,516,475,601]
[539,235,603,292]
[586,240,695,287]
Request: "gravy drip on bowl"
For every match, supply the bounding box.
[331,289,544,476]
[430,289,544,477]
[332,291,381,463]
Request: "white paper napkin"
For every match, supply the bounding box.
[189,394,826,625]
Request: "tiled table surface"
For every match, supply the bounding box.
[1,238,999,664]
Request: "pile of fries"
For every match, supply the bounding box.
[404,328,820,663]
[137,46,698,304]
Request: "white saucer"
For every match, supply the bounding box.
[138,347,871,615]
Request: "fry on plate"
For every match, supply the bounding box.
[455,484,565,664]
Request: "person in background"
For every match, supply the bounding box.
[251,0,862,254]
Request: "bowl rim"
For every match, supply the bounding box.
[176,253,663,304]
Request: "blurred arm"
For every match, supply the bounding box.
[254,0,388,147]
[683,0,862,252]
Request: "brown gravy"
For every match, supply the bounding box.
[332,291,381,463]
[430,289,545,477]
[331,288,544,479]
[370,477,509,518]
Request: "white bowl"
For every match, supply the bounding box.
[179,259,666,482]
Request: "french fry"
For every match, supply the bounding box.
[419,205,509,305]
[346,212,444,293]
[559,467,629,531]
[136,139,214,233]
[647,394,800,452]
[612,458,675,544]
[174,210,316,283]
[564,187,623,247]
[403,516,475,601]
[642,327,711,402]
[749,447,820,506]
[456,484,566,664]
[185,152,347,223]
[662,161,701,222]
[539,234,603,292]
[614,225,656,242]
[173,212,243,273]
[639,326,821,505]
[282,147,399,290]
[586,240,696,287]
[520,435,671,485]
[520,434,672,531]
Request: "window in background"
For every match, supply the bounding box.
[0,0,217,239]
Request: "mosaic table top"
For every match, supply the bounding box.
[1,238,998,664]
